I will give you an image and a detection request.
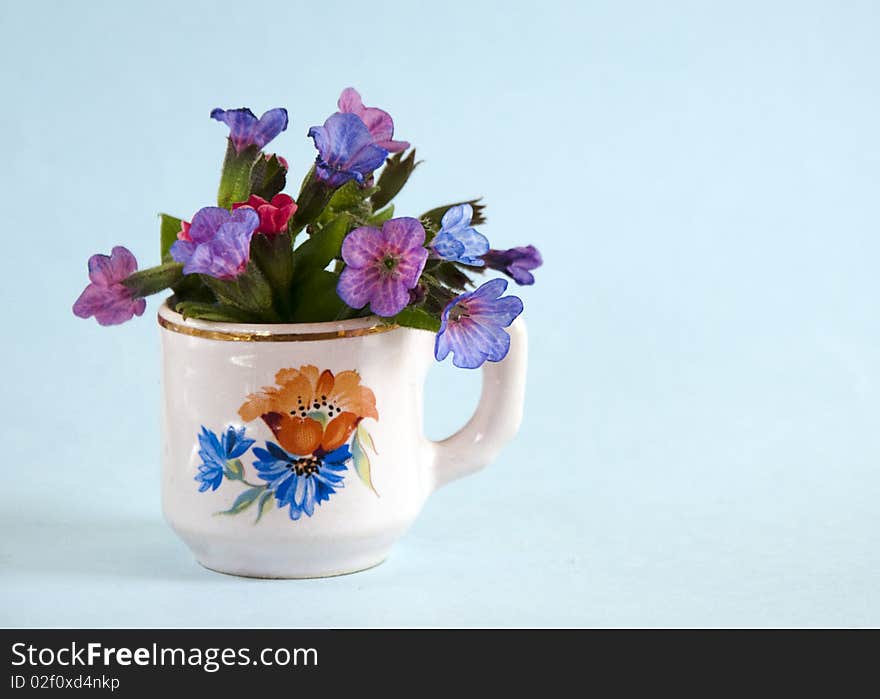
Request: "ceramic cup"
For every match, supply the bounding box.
[158,302,527,578]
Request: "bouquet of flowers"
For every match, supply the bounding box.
[72,88,542,369]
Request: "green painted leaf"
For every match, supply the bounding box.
[352,429,378,496]
[256,490,276,523]
[160,214,183,263]
[357,423,377,454]
[292,213,353,275]
[223,459,244,480]
[393,306,441,332]
[217,486,263,515]
[307,411,328,427]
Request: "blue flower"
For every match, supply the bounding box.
[430,204,489,266]
[252,442,352,520]
[308,112,389,188]
[435,278,523,369]
[211,107,289,153]
[194,425,255,492]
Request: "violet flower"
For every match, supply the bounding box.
[431,204,489,266]
[232,194,297,235]
[210,107,289,153]
[337,217,429,317]
[337,87,410,153]
[170,206,259,279]
[72,246,146,326]
[435,278,523,369]
[308,112,389,188]
[482,245,543,285]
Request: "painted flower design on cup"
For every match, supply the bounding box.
[193,366,379,521]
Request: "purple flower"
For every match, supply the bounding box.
[170,206,259,280]
[482,245,543,285]
[337,217,429,317]
[337,87,410,153]
[308,112,389,188]
[210,107,289,153]
[72,246,146,326]
[431,204,489,265]
[435,278,523,369]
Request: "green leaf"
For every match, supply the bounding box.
[249,153,287,200]
[433,261,474,291]
[328,180,380,212]
[223,459,244,481]
[255,490,276,523]
[292,213,353,275]
[173,300,258,323]
[287,269,348,322]
[393,306,441,332]
[316,181,378,228]
[371,149,419,210]
[201,263,277,321]
[217,141,261,209]
[121,262,184,298]
[251,231,294,317]
[367,205,394,226]
[160,214,183,263]
[216,486,264,515]
[352,427,378,496]
[289,170,334,235]
[421,198,487,235]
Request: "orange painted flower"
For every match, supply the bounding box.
[239,365,378,456]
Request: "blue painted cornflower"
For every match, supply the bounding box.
[430,204,489,266]
[337,217,429,317]
[210,107,289,153]
[194,425,256,492]
[482,245,543,285]
[435,278,524,369]
[252,442,352,520]
[308,112,389,187]
[72,246,146,326]
[170,206,259,279]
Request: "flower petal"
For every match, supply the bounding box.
[341,226,384,268]
[440,204,473,233]
[381,217,425,252]
[87,246,138,286]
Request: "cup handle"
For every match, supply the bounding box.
[429,318,528,490]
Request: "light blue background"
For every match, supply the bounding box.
[1,0,878,627]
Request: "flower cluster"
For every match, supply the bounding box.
[72,87,543,369]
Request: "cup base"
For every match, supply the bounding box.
[195,553,388,580]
